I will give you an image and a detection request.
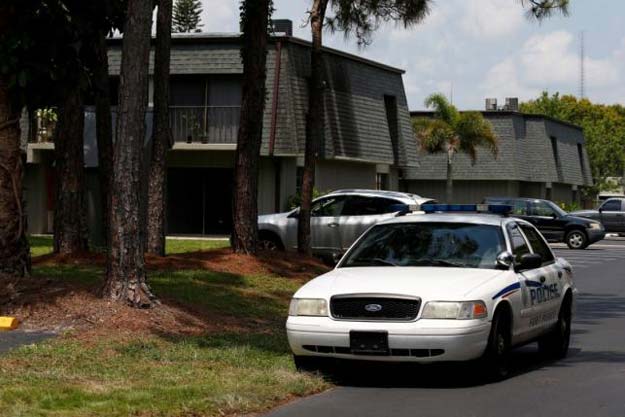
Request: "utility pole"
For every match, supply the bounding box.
[579,31,585,99]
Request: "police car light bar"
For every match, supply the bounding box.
[421,203,512,215]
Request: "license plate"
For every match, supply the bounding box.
[350,331,389,355]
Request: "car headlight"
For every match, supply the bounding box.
[421,301,488,320]
[288,298,328,317]
[587,222,603,230]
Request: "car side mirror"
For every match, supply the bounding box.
[598,207,603,213]
[516,253,542,271]
[496,251,514,270]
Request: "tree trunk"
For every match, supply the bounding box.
[103,0,156,307]
[146,0,173,256]
[231,0,271,255]
[297,0,329,256]
[93,30,114,249]
[53,83,89,254]
[0,80,31,276]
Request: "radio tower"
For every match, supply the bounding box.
[579,31,585,99]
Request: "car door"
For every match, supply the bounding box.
[337,196,402,250]
[528,200,565,242]
[507,223,554,341]
[519,223,562,332]
[599,199,625,232]
[309,196,346,256]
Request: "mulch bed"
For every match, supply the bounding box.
[1,249,330,341]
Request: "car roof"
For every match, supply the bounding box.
[485,196,548,203]
[325,189,430,204]
[378,213,512,227]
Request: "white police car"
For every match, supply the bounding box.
[287,204,577,379]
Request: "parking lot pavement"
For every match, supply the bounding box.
[266,240,625,417]
[552,243,625,270]
[0,331,55,355]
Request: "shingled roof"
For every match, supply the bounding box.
[407,111,592,186]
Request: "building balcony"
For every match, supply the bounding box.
[27,105,241,145]
[169,106,240,145]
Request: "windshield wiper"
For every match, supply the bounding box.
[411,258,465,268]
[348,257,398,267]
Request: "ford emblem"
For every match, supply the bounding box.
[364,303,383,312]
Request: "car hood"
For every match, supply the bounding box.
[295,267,506,301]
[258,211,291,224]
[569,210,598,217]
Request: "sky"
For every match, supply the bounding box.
[199,0,625,111]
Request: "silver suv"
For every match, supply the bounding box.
[258,189,435,258]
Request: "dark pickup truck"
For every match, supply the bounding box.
[571,198,625,236]
[484,197,605,249]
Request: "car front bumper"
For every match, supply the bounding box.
[587,228,606,244]
[287,316,491,363]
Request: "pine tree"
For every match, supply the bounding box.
[172,0,203,33]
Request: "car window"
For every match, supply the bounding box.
[601,199,622,211]
[520,224,555,264]
[511,200,528,215]
[529,201,556,217]
[507,223,530,263]
[341,197,404,216]
[311,196,345,217]
[340,222,505,269]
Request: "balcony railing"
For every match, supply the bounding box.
[27,105,241,145]
[170,106,240,144]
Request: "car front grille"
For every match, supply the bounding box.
[330,295,421,321]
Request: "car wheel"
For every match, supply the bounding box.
[565,230,587,249]
[481,310,511,381]
[293,355,322,373]
[259,234,283,251]
[538,297,572,359]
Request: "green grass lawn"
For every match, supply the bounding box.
[27,235,230,257]
[4,239,327,417]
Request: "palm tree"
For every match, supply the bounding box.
[413,93,498,203]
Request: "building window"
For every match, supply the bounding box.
[384,95,399,165]
[577,143,587,181]
[376,173,389,190]
[550,136,562,180]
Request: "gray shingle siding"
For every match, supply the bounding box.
[406,112,592,187]
[106,36,416,168]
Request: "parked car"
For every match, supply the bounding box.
[570,198,625,236]
[484,197,605,249]
[258,189,435,259]
[287,204,576,380]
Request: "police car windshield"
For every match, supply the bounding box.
[341,222,505,270]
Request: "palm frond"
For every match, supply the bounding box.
[412,117,454,154]
[455,112,499,164]
[424,93,459,125]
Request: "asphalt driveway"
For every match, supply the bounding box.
[0,331,55,354]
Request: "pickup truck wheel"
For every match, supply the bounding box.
[480,311,511,381]
[538,298,571,359]
[565,230,587,249]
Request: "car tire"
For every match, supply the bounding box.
[480,310,511,382]
[538,297,572,359]
[293,355,322,373]
[565,230,588,249]
[258,233,283,252]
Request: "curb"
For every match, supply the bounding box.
[0,317,20,331]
